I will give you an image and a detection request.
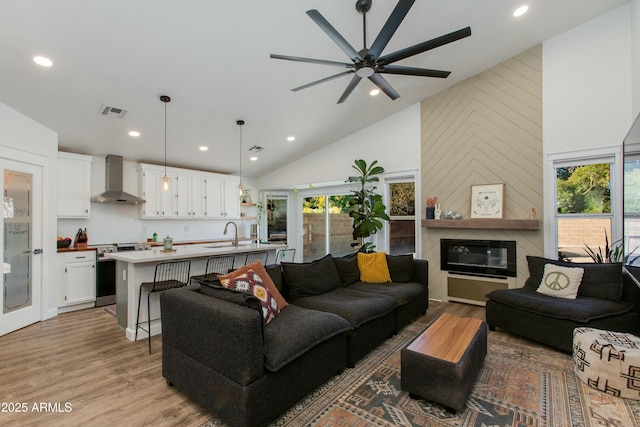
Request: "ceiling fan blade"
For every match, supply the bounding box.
[378,26,471,65]
[270,54,352,68]
[291,70,354,92]
[368,0,415,60]
[337,75,363,104]
[368,74,400,100]
[307,9,363,62]
[378,65,450,78]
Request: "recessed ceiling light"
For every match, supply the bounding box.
[287,136,296,142]
[199,146,208,151]
[513,5,528,17]
[370,89,380,96]
[33,56,53,67]
[250,156,258,161]
[128,130,140,137]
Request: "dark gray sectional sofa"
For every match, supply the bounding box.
[160,253,428,427]
[486,256,640,352]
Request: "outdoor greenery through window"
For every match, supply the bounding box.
[388,181,415,256]
[301,194,354,262]
[555,161,613,262]
[624,152,640,265]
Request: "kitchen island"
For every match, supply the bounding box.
[105,242,284,341]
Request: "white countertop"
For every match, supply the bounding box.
[104,242,284,264]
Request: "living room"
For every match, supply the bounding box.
[1,0,640,426]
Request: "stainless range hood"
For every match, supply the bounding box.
[91,155,145,204]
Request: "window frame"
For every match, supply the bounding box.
[544,146,622,259]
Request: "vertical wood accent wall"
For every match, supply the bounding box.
[421,45,544,301]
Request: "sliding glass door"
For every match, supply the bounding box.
[301,194,354,262]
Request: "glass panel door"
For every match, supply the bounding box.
[328,195,354,258]
[302,196,326,262]
[3,169,32,313]
[388,181,416,255]
[1,158,42,337]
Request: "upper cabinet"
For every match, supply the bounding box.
[58,152,92,218]
[204,175,240,219]
[138,165,176,219]
[138,163,240,220]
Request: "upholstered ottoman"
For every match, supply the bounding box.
[573,327,640,400]
[401,313,487,411]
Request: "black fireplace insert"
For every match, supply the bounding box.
[440,239,517,278]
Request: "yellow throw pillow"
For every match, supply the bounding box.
[357,252,391,283]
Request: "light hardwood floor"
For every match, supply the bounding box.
[0,300,530,427]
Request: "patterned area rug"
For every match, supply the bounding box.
[201,323,640,427]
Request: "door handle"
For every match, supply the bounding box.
[33,249,43,255]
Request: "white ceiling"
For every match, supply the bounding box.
[0,0,629,178]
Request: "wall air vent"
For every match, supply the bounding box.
[248,145,264,152]
[98,104,128,118]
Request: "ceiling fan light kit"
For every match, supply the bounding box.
[270,0,471,104]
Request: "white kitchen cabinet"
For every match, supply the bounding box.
[58,251,96,312]
[176,173,206,218]
[139,165,176,219]
[204,174,240,219]
[58,152,92,218]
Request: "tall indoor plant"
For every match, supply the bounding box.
[346,159,389,251]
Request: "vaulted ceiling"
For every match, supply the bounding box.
[0,0,629,178]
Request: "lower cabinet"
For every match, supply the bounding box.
[446,272,516,306]
[58,251,96,313]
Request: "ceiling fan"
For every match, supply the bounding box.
[270,0,471,104]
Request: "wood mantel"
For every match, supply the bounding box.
[422,219,539,230]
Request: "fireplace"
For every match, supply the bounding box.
[440,239,517,278]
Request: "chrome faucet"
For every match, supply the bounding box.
[224,221,238,247]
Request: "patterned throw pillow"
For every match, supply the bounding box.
[357,252,392,283]
[536,263,584,299]
[220,269,280,324]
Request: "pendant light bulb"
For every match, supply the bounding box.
[160,95,171,191]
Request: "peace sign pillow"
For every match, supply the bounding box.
[536,264,584,299]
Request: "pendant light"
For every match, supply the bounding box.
[160,95,171,191]
[237,119,245,197]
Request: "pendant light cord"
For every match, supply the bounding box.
[164,101,167,175]
[237,119,245,191]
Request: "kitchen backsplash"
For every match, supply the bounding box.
[58,203,256,244]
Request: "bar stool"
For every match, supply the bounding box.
[135,259,191,353]
[276,248,296,264]
[244,251,268,266]
[190,254,235,284]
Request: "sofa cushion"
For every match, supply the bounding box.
[333,255,360,286]
[292,288,397,328]
[386,254,414,283]
[346,281,425,305]
[524,256,623,301]
[486,288,634,323]
[199,282,263,311]
[220,269,281,324]
[357,252,391,283]
[263,305,351,372]
[282,254,342,300]
[217,261,288,309]
[536,264,584,299]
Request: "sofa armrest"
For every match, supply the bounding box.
[160,287,265,386]
[411,259,429,288]
[622,267,640,315]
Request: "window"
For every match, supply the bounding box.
[554,158,615,262]
[301,194,353,262]
[624,151,640,265]
[387,179,416,256]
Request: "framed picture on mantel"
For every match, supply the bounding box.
[470,184,505,219]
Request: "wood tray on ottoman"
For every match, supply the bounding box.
[401,313,487,411]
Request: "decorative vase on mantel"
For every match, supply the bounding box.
[426,206,435,219]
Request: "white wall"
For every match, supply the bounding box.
[258,104,421,190]
[0,102,58,319]
[542,4,634,257]
[543,4,633,155]
[633,0,640,117]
